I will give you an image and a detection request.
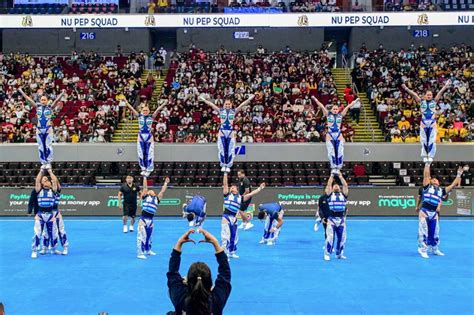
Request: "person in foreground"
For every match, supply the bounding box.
[417,162,463,259]
[167,229,231,315]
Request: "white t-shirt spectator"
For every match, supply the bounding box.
[241,134,254,143]
[156,121,167,132]
[159,47,167,62]
[377,103,388,112]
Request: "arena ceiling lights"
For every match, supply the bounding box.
[0,12,472,29]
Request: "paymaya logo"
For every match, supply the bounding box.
[378,198,416,209]
[106,197,181,207]
[10,193,76,200]
[378,197,453,209]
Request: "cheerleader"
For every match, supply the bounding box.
[182,194,207,229]
[402,80,451,163]
[125,100,167,177]
[323,170,349,261]
[417,163,463,258]
[199,94,255,173]
[257,203,284,246]
[137,176,170,259]
[222,172,265,259]
[19,89,64,169]
[311,96,359,174]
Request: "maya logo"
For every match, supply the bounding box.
[378,198,416,209]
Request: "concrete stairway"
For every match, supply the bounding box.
[112,69,167,143]
[332,68,385,142]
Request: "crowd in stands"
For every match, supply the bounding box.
[143,0,341,13]
[146,45,357,144]
[290,0,340,12]
[352,43,473,143]
[384,0,437,11]
[0,49,151,143]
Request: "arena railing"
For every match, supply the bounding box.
[1,143,473,162]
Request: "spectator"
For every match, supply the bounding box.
[147,0,156,13]
[397,116,410,130]
[167,229,231,315]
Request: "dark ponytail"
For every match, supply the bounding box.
[185,262,212,315]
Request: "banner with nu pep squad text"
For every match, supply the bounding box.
[0,12,472,29]
[1,187,472,217]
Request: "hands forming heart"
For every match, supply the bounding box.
[174,228,222,253]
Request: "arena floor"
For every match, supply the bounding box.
[0,217,473,315]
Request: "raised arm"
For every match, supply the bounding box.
[341,98,359,117]
[235,94,255,113]
[168,229,196,309]
[401,84,422,103]
[152,100,168,119]
[199,228,231,310]
[338,171,349,196]
[223,173,229,195]
[423,163,431,187]
[311,96,328,116]
[35,170,43,192]
[47,169,58,192]
[445,166,463,193]
[199,95,220,112]
[51,91,65,110]
[18,88,36,108]
[243,182,265,201]
[125,99,140,117]
[142,176,148,196]
[325,174,334,195]
[435,79,451,103]
[157,177,170,200]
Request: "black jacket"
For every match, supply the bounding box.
[318,194,330,219]
[28,189,39,215]
[167,249,231,315]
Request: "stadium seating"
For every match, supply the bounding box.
[0,161,471,187]
[0,53,149,143]
[154,48,357,143]
[8,4,65,14]
[352,44,472,143]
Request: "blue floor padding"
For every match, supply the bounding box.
[0,217,473,315]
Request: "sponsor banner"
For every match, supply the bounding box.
[0,12,472,29]
[1,187,472,217]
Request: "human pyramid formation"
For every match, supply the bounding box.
[25,77,465,261]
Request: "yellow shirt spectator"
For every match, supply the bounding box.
[419,68,427,78]
[148,0,156,13]
[405,136,417,143]
[116,93,126,101]
[392,136,403,143]
[403,109,412,118]
[463,68,472,77]
[438,127,447,137]
[22,69,32,78]
[158,0,167,8]
[71,134,79,143]
[447,128,456,138]
[397,119,410,130]
[458,128,468,138]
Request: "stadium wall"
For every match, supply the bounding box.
[0,143,473,162]
[1,186,472,217]
[1,28,151,54]
[175,28,325,52]
[348,26,474,51]
[4,25,473,54]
